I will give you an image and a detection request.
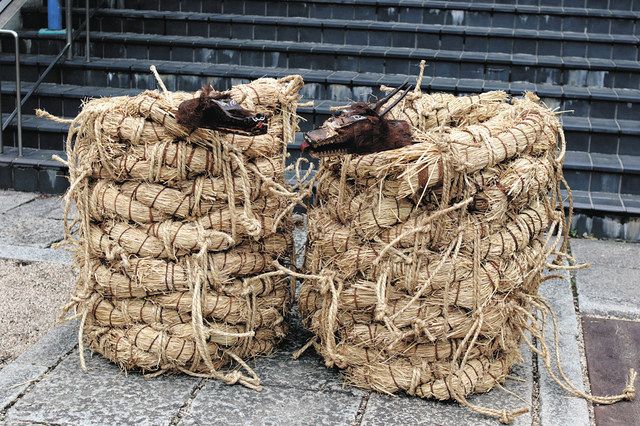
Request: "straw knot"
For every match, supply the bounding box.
[408,367,421,396]
[433,133,452,152]
[223,371,242,385]
[499,410,513,425]
[241,215,262,239]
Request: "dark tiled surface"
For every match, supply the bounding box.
[582,316,640,426]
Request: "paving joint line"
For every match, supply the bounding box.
[3,197,38,214]
[46,238,64,249]
[352,390,371,425]
[569,268,596,426]
[531,337,541,426]
[0,253,62,266]
[169,378,206,426]
[0,344,78,422]
[579,312,640,322]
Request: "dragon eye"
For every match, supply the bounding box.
[229,100,237,106]
[252,115,266,122]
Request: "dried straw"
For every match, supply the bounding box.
[298,61,636,423]
[50,70,304,390]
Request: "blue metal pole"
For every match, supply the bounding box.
[48,0,63,31]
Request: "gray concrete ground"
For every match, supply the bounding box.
[0,189,638,425]
[0,191,73,369]
[572,239,640,320]
[0,260,74,367]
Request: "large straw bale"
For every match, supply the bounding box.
[299,77,636,422]
[56,74,303,390]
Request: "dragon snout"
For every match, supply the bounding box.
[247,113,269,135]
[302,128,331,150]
[300,132,313,152]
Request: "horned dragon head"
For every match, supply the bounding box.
[301,82,413,157]
[176,85,269,136]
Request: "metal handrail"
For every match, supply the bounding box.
[85,0,89,63]
[0,0,13,14]
[1,0,100,156]
[65,0,72,60]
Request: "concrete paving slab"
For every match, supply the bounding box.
[0,260,75,366]
[0,191,38,214]
[180,380,363,426]
[0,362,48,412]
[0,214,63,248]
[582,316,640,426]
[4,350,198,426]
[361,345,533,426]
[537,276,590,426]
[571,238,640,270]
[573,265,640,320]
[571,237,640,319]
[0,244,71,264]
[253,349,357,394]
[11,320,77,369]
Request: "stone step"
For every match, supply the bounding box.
[21,8,640,61]
[4,31,640,91]
[0,146,67,194]
[2,109,639,199]
[2,75,640,153]
[84,0,640,31]
[0,138,638,216]
[571,189,640,215]
[2,55,639,122]
[446,0,640,12]
[564,150,640,196]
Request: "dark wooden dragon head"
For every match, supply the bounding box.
[301,83,413,157]
[176,85,269,136]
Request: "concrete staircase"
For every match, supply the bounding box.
[1,0,640,236]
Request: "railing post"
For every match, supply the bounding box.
[14,34,22,157]
[65,0,73,59]
[0,79,3,154]
[85,0,90,62]
[0,30,22,156]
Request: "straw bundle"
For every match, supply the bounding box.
[298,65,635,422]
[54,72,304,389]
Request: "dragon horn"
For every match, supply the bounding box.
[379,83,413,117]
[373,81,410,112]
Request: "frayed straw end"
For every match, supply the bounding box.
[291,336,317,360]
[149,65,170,100]
[414,59,426,93]
[51,154,69,167]
[499,407,529,425]
[36,108,73,124]
[623,368,637,401]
